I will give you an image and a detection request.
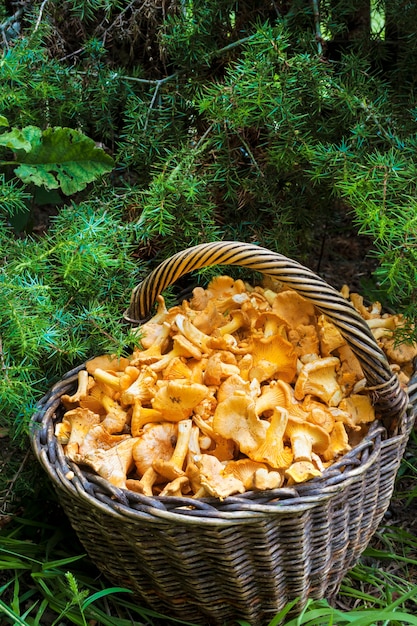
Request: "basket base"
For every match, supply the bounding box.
[54,472,391,626]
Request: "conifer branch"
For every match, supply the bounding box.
[0,337,7,381]
[212,36,253,58]
[75,70,178,87]
[311,0,324,56]
[58,0,151,62]
[34,0,49,32]
[236,131,263,175]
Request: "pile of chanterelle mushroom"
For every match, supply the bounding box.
[56,276,417,499]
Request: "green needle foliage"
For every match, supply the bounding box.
[2,2,416,323]
[0,200,142,435]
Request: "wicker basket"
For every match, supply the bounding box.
[31,241,416,626]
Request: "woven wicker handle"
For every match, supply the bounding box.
[125,241,408,420]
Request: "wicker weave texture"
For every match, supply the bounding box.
[30,241,417,625]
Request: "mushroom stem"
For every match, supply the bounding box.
[126,467,159,496]
[94,368,121,390]
[251,406,293,469]
[100,393,118,414]
[175,314,212,352]
[285,416,330,462]
[291,431,314,462]
[131,402,164,436]
[218,311,245,336]
[153,419,193,481]
[132,322,172,364]
[149,334,202,372]
[170,419,193,470]
[159,475,190,497]
[61,369,90,405]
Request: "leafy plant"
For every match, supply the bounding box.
[0,115,114,222]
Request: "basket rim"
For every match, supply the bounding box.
[30,364,417,526]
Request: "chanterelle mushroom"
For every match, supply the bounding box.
[121,366,158,405]
[159,475,190,497]
[100,399,129,434]
[223,459,283,491]
[192,300,226,335]
[133,423,178,476]
[212,393,268,456]
[322,421,351,462]
[174,314,214,353]
[82,437,140,489]
[130,403,164,436]
[61,369,90,408]
[59,408,100,461]
[151,380,209,421]
[252,467,283,490]
[137,319,171,351]
[218,310,247,337]
[150,334,203,372]
[131,322,172,365]
[294,356,343,406]
[284,416,330,462]
[78,424,131,458]
[248,334,297,384]
[272,289,316,328]
[86,354,130,375]
[153,419,193,481]
[250,407,293,470]
[216,373,255,404]
[285,460,322,485]
[193,454,245,500]
[380,335,417,365]
[338,394,375,430]
[193,414,236,462]
[288,324,320,358]
[317,315,346,356]
[254,381,286,417]
[126,467,159,496]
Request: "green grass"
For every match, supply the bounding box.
[0,499,195,626]
[1,449,417,626]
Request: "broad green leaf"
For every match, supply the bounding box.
[0,128,33,152]
[14,127,114,195]
[0,115,9,127]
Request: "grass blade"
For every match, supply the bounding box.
[0,598,30,625]
[81,586,133,610]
